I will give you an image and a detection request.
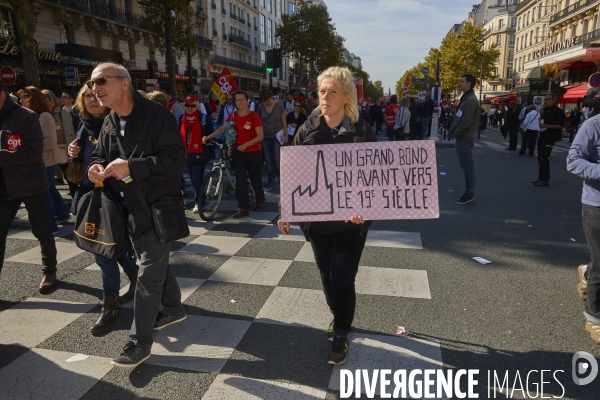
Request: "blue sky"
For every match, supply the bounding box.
[325,0,477,93]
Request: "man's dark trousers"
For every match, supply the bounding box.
[0,192,57,274]
[582,204,600,325]
[537,134,555,181]
[129,230,184,349]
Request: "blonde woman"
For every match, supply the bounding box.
[42,89,77,196]
[278,66,377,365]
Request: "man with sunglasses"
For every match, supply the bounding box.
[534,93,565,187]
[0,80,58,293]
[86,62,187,369]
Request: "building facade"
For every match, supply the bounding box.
[0,0,301,99]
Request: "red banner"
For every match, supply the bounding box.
[355,77,364,104]
[211,67,239,104]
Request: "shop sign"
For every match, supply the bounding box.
[0,35,61,61]
[533,36,578,59]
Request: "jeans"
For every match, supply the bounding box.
[187,160,208,204]
[0,192,57,275]
[537,135,555,182]
[262,137,281,184]
[45,164,70,232]
[583,204,600,325]
[455,138,475,197]
[420,116,432,139]
[129,230,184,349]
[309,226,368,335]
[386,125,395,141]
[231,150,266,209]
[95,240,138,297]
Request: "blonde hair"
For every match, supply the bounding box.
[147,90,168,107]
[317,66,360,123]
[42,89,59,110]
[74,84,110,119]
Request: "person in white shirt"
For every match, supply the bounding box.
[60,91,75,112]
[518,104,540,157]
[285,93,294,114]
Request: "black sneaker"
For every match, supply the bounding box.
[154,311,187,331]
[328,334,349,365]
[327,320,335,342]
[456,195,475,205]
[111,341,151,368]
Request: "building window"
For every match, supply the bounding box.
[111,36,119,51]
[60,23,75,44]
[127,38,135,60]
[267,0,271,13]
[0,9,13,38]
[496,35,501,46]
[222,22,226,37]
[90,30,102,48]
[148,45,155,61]
[261,50,265,64]
[288,2,294,16]
[277,0,281,17]
[267,18,272,46]
[510,17,516,28]
[260,14,265,43]
[260,0,264,7]
[530,30,533,45]
[509,33,515,45]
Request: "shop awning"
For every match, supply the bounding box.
[490,95,517,104]
[558,83,588,103]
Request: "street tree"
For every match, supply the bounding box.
[277,2,344,90]
[7,0,40,87]
[140,0,198,93]
[372,80,384,100]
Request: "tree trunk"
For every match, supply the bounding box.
[9,0,40,87]
[163,9,177,97]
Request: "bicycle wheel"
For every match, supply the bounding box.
[199,169,223,221]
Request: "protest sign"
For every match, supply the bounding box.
[280,141,439,222]
[211,67,238,104]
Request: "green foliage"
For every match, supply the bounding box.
[276,3,344,85]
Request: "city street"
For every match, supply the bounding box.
[0,128,598,399]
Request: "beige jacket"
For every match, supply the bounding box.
[40,112,60,167]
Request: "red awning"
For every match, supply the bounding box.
[490,95,516,104]
[558,83,588,103]
[564,62,596,71]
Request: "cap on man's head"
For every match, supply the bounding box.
[184,94,197,103]
[390,95,398,102]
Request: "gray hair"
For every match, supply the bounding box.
[93,62,134,92]
[528,104,536,111]
[400,97,410,107]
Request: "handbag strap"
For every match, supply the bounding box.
[114,134,153,217]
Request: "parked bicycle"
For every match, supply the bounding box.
[199,140,254,221]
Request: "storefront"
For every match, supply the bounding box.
[515,66,563,105]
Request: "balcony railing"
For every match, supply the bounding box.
[579,27,600,44]
[222,7,227,15]
[194,35,214,50]
[515,0,535,13]
[228,33,251,49]
[211,55,263,73]
[239,17,245,24]
[231,13,237,21]
[212,29,218,37]
[483,24,516,37]
[223,33,228,40]
[196,5,203,14]
[550,0,600,25]
[46,0,148,30]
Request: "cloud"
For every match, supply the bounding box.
[326,0,476,93]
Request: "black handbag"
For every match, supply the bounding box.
[115,135,189,244]
[73,183,127,260]
[187,152,208,164]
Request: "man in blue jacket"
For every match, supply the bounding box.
[567,113,600,344]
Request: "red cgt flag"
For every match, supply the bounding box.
[211,67,239,104]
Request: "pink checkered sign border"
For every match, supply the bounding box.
[280,141,439,222]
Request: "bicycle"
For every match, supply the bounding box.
[199,141,254,221]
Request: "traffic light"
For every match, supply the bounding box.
[266,48,282,69]
[266,68,273,74]
[266,49,273,68]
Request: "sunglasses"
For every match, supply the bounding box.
[184,103,197,107]
[85,75,124,89]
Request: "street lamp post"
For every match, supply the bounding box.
[186,0,193,93]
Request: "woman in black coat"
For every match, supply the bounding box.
[286,100,308,142]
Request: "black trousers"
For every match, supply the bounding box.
[537,135,555,182]
[583,204,600,325]
[508,126,519,149]
[0,192,57,274]
[519,129,538,156]
[231,150,266,209]
[309,226,367,335]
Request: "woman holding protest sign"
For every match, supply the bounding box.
[278,66,376,366]
[202,90,266,218]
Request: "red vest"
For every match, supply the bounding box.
[385,104,400,126]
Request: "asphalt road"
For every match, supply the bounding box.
[0,126,598,399]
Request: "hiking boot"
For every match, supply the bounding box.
[90,294,120,334]
[154,311,187,331]
[456,195,475,205]
[578,264,588,301]
[585,321,600,344]
[119,270,138,304]
[111,341,151,368]
[233,208,249,219]
[327,320,335,342]
[328,334,349,365]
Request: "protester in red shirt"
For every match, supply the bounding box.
[384,95,400,141]
[203,90,265,218]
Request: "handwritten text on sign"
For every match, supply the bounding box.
[280,141,439,222]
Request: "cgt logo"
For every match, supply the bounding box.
[84,222,95,236]
[6,134,21,151]
[572,351,598,385]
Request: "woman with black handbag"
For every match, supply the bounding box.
[68,85,139,334]
[177,94,210,214]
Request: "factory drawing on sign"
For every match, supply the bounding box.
[291,150,334,216]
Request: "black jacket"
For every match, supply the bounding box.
[0,96,47,200]
[540,104,566,141]
[91,91,186,240]
[369,104,384,123]
[293,112,377,239]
